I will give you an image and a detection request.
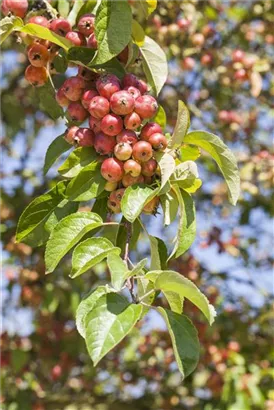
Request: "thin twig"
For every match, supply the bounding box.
[138,289,155,303]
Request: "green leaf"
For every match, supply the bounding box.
[67,0,84,26]
[17,23,71,50]
[11,350,29,373]
[160,191,179,226]
[154,270,216,325]
[58,147,97,178]
[163,291,183,314]
[152,105,166,129]
[149,235,168,270]
[168,186,196,260]
[131,19,145,46]
[183,131,240,205]
[107,254,127,291]
[90,57,126,79]
[125,258,148,279]
[45,212,103,274]
[16,181,77,246]
[0,16,23,44]
[115,217,141,254]
[36,81,64,120]
[140,35,168,96]
[53,49,68,73]
[134,0,157,19]
[76,285,110,338]
[169,101,190,149]
[43,134,71,175]
[66,162,105,202]
[157,308,200,378]
[58,0,70,17]
[92,197,108,221]
[181,144,200,162]
[93,0,132,65]
[71,237,120,278]
[121,185,158,223]
[154,152,176,190]
[76,0,97,23]
[85,293,142,365]
[68,46,96,65]
[172,161,202,193]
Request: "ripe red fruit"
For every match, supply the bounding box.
[124,159,141,177]
[110,90,135,115]
[117,46,129,65]
[123,74,148,94]
[101,158,124,182]
[135,95,158,119]
[124,112,141,131]
[65,126,79,144]
[88,96,110,119]
[232,49,245,63]
[100,113,123,137]
[148,133,168,151]
[218,110,230,123]
[177,18,190,30]
[96,74,121,100]
[62,76,85,101]
[77,13,95,36]
[87,33,98,49]
[74,128,94,146]
[51,365,62,381]
[107,188,125,213]
[28,16,49,27]
[124,86,141,100]
[89,116,101,134]
[81,89,98,109]
[56,87,69,107]
[1,0,28,18]
[50,18,72,36]
[201,53,212,65]
[105,181,118,192]
[132,141,153,163]
[114,142,132,161]
[234,68,247,81]
[181,57,195,70]
[140,122,162,141]
[122,174,144,187]
[28,43,49,67]
[67,102,88,122]
[94,132,116,155]
[143,196,159,214]
[141,159,157,176]
[25,65,48,87]
[116,129,138,146]
[65,31,87,46]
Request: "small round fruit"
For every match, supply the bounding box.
[56,87,69,107]
[232,49,245,63]
[62,76,85,101]
[96,74,121,100]
[1,0,28,18]
[94,132,116,155]
[140,122,162,141]
[74,128,94,146]
[67,102,88,122]
[143,196,159,214]
[116,130,138,146]
[124,112,141,130]
[81,89,98,109]
[192,33,205,46]
[101,158,124,182]
[50,18,72,36]
[107,188,125,213]
[100,113,123,136]
[28,43,49,67]
[77,13,95,36]
[65,31,87,46]
[28,16,49,27]
[105,181,118,192]
[135,95,158,119]
[124,159,141,177]
[117,46,129,65]
[65,126,79,144]
[87,33,98,49]
[181,57,195,70]
[148,133,168,151]
[88,96,110,119]
[122,73,148,94]
[25,65,48,87]
[110,90,135,116]
[141,159,157,176]
[122,174,144,187]
[89,116,101,133]
[114,142,132,161]
[132,141,153,163]
[124,86,141,100]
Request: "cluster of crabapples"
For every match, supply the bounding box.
[58,72,167,215]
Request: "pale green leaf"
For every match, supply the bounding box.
[163,291,183,314]
[67,0,84,26]
[17,23,71,50]
[152,105,166,129]
[154,152,176,190]
[121,185,158,223]
[171,161,202,193]
[181,144,200,162]
[0,16,23,44]
[58,0,70,17]
[169,101,190,149]
[160,190,179,226]
[131,19,145,46]
[125,258,148,279]
[58,147,97,178]
[107,254,128,291]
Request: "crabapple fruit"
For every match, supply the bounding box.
[65,126,79,144]
[116,129,138,146]
[50,18,72,36]
[192,33,205,46]
[56,87,69,107]
[96,74,121,100]
[122,173,144,187]
[107,188,125,213]
[135,95,158,119]
[110,90,135,116]
[124,86,141,100]
[114,142,132,161]
[65,31,87,46]
[141,159,157,176]
[140,122,162,141]
[117,46,129,65]
[87,33,98,49]
[148,133,168,151]
[74,128,94,146]
[123,73,148,94]
[67,102,88,122]
[104,181,118,192]
[132,141,153,163]
[89,116,101,134]
[77,13,95,36]
[232,49,245,63]
[124,112,141,130]
[123,159,141,177]
[28,43,49,67]
[181,57,195,70]
[100,113,123,136]
[28,16,49,27]
[81,89,98,109]
[94,132,116,155]
[88,96,110,119]
[25,65,48,87]
[101,158,124,182]
[1,0,28,18]
[62,76,85,101]
[143,196,159,214]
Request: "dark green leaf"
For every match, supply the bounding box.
[115,217,141,254]
[89,57,126,79]
[36,81,64,120]
[53,49,68,73]
[149,235,168,270]
[43,134,71,175]
[68,46,96,65]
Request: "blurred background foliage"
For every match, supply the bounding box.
[1,0,274,409]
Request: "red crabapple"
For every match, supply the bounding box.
[65,31,87,46]
[105,181,118,192]
[77,13,95,36]
[28,16,49,27]
[81,89,98,109]
[88,96,110,119]
[50,18,72,36]
[201,53,213,65]
[62,76,85,101]
[89,116,101,133]
[137,79,148,95]
[25,65,48,87]
[123,159,141,177]
[107,188,125,213]
[116,129,138,146]
[135,95,158,119]
[96,74,121,100]
[181,57,195,70]
[28,43,49,67]
[67,102,88,122]
[177,18,190,30]
[110,90,135,115]
[101,158,124,182]
[143,196,159,214]
[117,46,129,65]
[1,0,28,18]
[78,66,98,82]
[132,141,153,162]
[124,112,141,130]
[123,74,148,94]
[148,133,168,151]
[94,132,116,155]
[234,69,247,81]
[51,365,62,381]
[232,49,245,63]
[114,142,132,161]
[122,174,144,187]
[87,33,98,49]
[124,86,141,100]
[141,158,157,176]
[140,122,162,141]
[65,126,79,144]
[218,110,230,123]
[56,87,69,107]
[100,113,123,136]
[74,128,94,146]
